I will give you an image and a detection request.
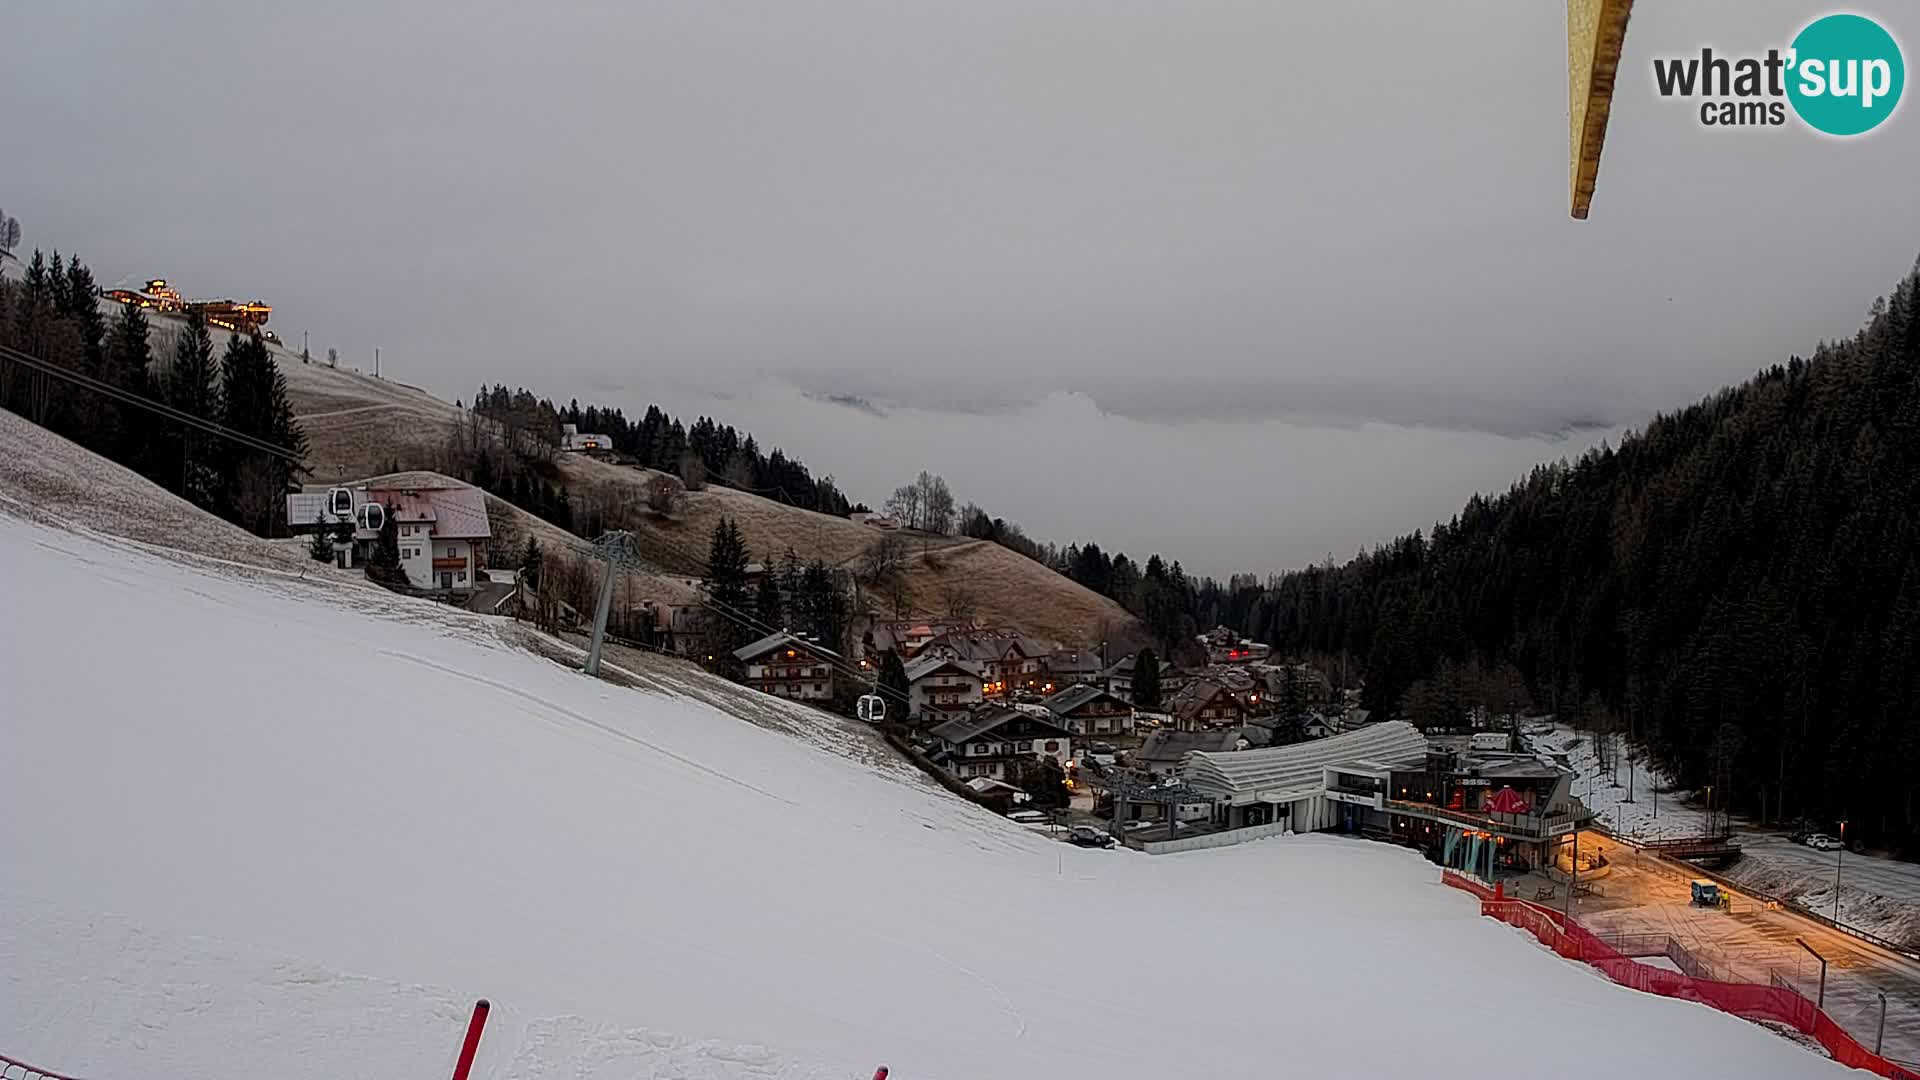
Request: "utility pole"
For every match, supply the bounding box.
[1833,820,1847,923]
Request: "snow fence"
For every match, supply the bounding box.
[1441,871,1918,1079]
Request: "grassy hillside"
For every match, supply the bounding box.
[282,361,1136,646]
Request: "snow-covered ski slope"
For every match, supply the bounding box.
[0,513,1850,1078]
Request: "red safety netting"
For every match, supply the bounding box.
[1442,873,1918,1079]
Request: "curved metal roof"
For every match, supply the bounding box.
[1183,721,1427,800]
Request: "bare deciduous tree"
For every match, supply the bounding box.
[723,449,755,489]
[678,450,707,491]
[942,583,978,620]
[646,474,686,518]
[860,534,907,582]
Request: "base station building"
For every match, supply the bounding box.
[1179,721,1590,874]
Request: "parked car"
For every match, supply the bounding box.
[1090,742,1118,755]
[1788,829,1811,845]
[1806,833,1842,851]
[1121,820,1154,834]
[1006,810,1050,827]
[1068,825,1116,848]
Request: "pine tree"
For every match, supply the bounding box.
[365,504,406,588]
[102,299,156,472]
[800,560,846,653]
[164,311,221,509]
[877,648,910,716]
[754,565,784,631]
[1131,647,1162,707]
[308,513,335,563]
[521,538,543,589]
[218,333,305,534]
[704,517,751,671]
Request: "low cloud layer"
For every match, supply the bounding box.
[6,2,1916,575]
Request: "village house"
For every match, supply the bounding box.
[919,629,1051,698]
[1098,651,1176,703]
[1044,648,1105,687]
[288,485,491,592]
[1252,662,1334,708]
[1043,683,1135,738]
[1195,665,1265,714]
[1170,678,1249,732]
[560,423,615,453]
[864,617,974,661]
[903,654,985,723]
[1130,729,1241,778]
[733,631,842,702]
[927,707,1075,781]
[1197,625,1270,665]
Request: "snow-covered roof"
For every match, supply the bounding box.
[732,631,843,664]
[1183,720,1427,800]
[902,654,981,683]
[928,706,1071,746]
[1044,683,1125,716]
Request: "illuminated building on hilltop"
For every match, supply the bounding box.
[104,277,273,335]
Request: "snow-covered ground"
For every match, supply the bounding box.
[0,514,1857,1078]
[1721,833,1920,950]
[1527,723,1920,949]
[1525,723,1712,840]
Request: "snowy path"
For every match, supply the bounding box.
[0,512,1857,1079]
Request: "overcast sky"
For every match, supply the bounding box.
[7,1,1918,575]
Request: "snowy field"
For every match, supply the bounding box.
[0,513,1855,1079]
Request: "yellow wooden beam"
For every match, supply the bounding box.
[1568,0,1635,219]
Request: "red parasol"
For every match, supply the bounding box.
[1485,786,1530,815]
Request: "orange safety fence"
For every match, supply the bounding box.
[1441,871,1918,1079]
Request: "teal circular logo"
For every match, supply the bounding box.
[1787,14,1904,135]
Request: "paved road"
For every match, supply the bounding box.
[1566,832,1920,1065]
[1738,830,1920,908]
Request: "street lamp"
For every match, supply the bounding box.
[1833,820,1847,923]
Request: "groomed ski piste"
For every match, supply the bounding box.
[0,504,1859,1077]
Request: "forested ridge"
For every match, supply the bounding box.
[1223,260,1920,851]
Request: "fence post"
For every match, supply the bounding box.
[452,999,491,1080]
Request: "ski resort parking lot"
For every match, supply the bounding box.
[1566,832,1920,1066]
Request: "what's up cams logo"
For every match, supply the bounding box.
[1653,13,1904,134]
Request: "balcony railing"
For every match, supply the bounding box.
[1385,798,1590,840]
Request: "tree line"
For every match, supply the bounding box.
[466,385,863,517]
[0,249,306,535]
[1230,260,1920,852]
[701,516,849,677]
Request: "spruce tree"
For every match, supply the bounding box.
[877,648,910,717]
[365,504,406,587]
[703,517,751,671]
[521,538,543,589]
[1131,647,1162,708]
[753,564,784,631]
[218,333,307,533]
[308,512,335,563]
[164,311,221,509]
[102,299,156,472]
